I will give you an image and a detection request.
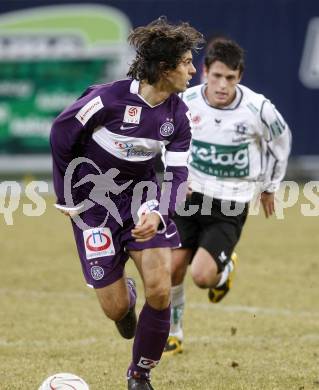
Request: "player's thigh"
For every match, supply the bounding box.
[129,248,171,305]
[198,221,240,273]
[95,276,130,321]
[130,247,171,288]
[191,247,219,281]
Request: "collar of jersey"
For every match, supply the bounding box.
[130,79,167,108]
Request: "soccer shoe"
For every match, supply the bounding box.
[127,376,154,390]
[115,278,137,339]
[208,252,238,303]
[163,336,183,356]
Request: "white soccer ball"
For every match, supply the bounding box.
[38,373,89,390]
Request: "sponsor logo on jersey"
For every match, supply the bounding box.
[190,140,249,177]
[160,121,175,137]
[83,227,115,259]
[137,356,159,369]
[123,105,142,124]
[90,265,104,280]
[76,96,104,125]
[114,141,154,158]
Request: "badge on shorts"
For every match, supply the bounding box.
[90,266,104,280]
[83,228,115,260]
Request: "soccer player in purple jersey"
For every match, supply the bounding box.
[50,17,204,390]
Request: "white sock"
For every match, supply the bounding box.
[169,284,185,341]
[216,260,234,287]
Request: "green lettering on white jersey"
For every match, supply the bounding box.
[191,140,250,177]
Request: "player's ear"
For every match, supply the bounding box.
[203,65,208,78]
[201,65,208,83]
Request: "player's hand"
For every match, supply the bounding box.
[260,191,275,218]
[131,212,161,242]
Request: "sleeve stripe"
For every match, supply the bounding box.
[270,121,285,137]
[165,150,189,166]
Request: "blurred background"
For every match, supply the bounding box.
[0,0,318,182]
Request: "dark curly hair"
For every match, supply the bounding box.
[204,38,245,75]
[127,16,204,84]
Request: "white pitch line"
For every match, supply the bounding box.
[1,288,318,318]
[0,337,97,348]
[186,334,319,344]
[187,302,319,318]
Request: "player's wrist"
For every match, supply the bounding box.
[137,200,167,233]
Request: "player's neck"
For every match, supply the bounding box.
[139,80,171,106]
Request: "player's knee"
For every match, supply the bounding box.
[100,297,130,322]
[191,268,211,288]
[146,284,170,310]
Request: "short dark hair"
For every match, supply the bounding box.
[204,38,244,75]
[127,16,204,84]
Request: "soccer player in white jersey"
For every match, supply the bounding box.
[164,38,291,355]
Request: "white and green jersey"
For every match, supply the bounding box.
[181,84,291,203]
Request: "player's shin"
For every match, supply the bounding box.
[115,278,137,339]
[127,302,170,379]
[170,284,185,340]
[163,284,185,356]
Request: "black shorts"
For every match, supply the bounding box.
[173,192,249,272]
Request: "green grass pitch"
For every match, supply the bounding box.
[1,191,319,389]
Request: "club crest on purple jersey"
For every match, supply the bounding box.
[160,121,175,137]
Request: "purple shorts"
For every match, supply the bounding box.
[71,197,180,288]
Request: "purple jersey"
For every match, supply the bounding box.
[50,79,191,219]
